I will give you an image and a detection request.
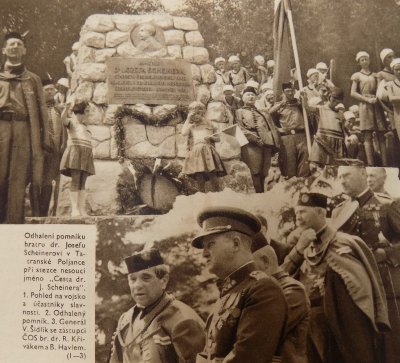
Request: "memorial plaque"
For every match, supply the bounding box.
[106,58,195,105]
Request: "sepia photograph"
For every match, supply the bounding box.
[0,0,400,362]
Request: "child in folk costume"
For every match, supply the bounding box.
[181,101,226,192]
[60,101,95,216]
[350,51,389,166]
[227,55,250,97]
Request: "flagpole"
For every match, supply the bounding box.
[285,5,312,154]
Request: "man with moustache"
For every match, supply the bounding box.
[0,32,53,223]
[109,249,205,363]
[192,207,287,363]
[332,162,400,363]
[283,192,390,363]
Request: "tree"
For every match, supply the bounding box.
[0,0,165,80]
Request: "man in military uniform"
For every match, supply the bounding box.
[269,82,310,178]
[253,244,310,363]
[192,207,287,363]
[332,163,400,363]
[283,192,390,363]
[109,248,205,363]
[236,86,280,192]
[367,167,390,195]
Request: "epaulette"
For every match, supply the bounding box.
[249,270,268,281]
[374,192,393,204]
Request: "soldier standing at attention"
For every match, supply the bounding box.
[236,86,280,192]
[192,207,287,363]
[283,192,390,363]
[332,163,400,363]
[109,248,205,363]
[269,82,310,178]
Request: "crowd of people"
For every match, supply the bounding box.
[111,165,400,362]
[0,32,94,223]
[181,50,400,193]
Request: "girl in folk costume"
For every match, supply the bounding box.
[60,101,95,216]
[350,51,389,166]
[227,55,250,97]
[181,101,226,193]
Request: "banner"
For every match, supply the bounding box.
[273,0,293,100]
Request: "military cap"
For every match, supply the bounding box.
[297,192,327,208]
[4,31,24,43]
[252,231,269,252]
[242,86,257,95]
[390,58,400,70]
[380,48,394,63]
[356,51,369,62]
[335,158,365,166]
[125,248,164,274]
[192,207,261,248]
[42,79,54,87]
[282,82,294,90]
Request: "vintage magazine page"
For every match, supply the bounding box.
[1,1,400,363]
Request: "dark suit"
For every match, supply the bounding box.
[197,262,287,363]
[332,189,400,363]
[109,293,205,363]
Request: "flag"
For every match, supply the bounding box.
[273,0,292,100]
[220,125,249,147]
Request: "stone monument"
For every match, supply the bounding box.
[57,13,251,217]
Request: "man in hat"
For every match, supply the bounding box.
[255,86,275,112]
[0,31,53,223]
[109,248,205,363]
[235,86,280,192]
[269,82,310,178]
[222,84,241,121]
[192,207,287,363]
[283,192,390,363]
[253,245,310,363]
[332,164,400,363]
[306,87,347,166]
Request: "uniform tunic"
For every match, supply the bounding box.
[197,262,287,363]
[351,71,386,131]
[110,293,205,363]
[270,101,309,178]
[332,189,400,363]
[283,226,390,363]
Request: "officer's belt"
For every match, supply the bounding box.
[279,128,305,136]
[0,111,29,121]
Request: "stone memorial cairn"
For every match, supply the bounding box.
[58,14,252,217]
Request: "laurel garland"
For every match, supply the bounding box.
[113,105,188,161]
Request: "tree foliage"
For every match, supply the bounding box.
[181,0,400,103]
[0,0,164,80]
